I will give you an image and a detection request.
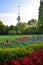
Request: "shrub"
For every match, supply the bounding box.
[0,42,43,63]
[8,30,16,35]
[12,49,43,65]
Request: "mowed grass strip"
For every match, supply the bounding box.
[0,35,43,42]
[0,35,30,42]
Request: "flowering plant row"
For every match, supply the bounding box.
[0,35,43,48]
[16,36,32,41]
[0,42,43,63]
[1,49,43,65]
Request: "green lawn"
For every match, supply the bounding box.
[0,35,30,42]
[0,35,43,42]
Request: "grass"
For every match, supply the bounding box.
[0,35,31,42]
[0,34,43,42]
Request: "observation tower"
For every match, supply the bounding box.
[17,5,20,22]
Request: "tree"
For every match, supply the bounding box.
[0,21,3,25]
[27,19,37,27]
[23,27,30,34]
[27,20,31,26]
[9,25,15,30]
[27,19,38,34]
[0,21,6,35]
[5,25,9,35]
[16,22,27,34]
[38,0,43,33]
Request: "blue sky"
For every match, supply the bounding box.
[0,0,40,25]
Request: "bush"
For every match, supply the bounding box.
[17,30,21,35]
[8,30,16,35]
[12,49,43,65]
[0,42,43,63]
[1,49,43,65]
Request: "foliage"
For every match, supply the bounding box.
[0,49,43,65]
[12,49,43,65]
[0,20,38,35]
[0,42,43,63]
[38,0,43,33]
[0,21,6,35]
[8,30,16,35]
[0,35,43,48]
[27,19,37,26]
[16,22,26,34]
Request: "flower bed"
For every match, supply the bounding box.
[0,35,43,48]
[1,49,43,65]
[16,36,32,41]
[0,42,43,64]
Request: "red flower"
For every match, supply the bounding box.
[12,60,20,65]
[3,49,43,65]
[3,58,11,65]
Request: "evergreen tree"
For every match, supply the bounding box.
[38,0,43,33]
